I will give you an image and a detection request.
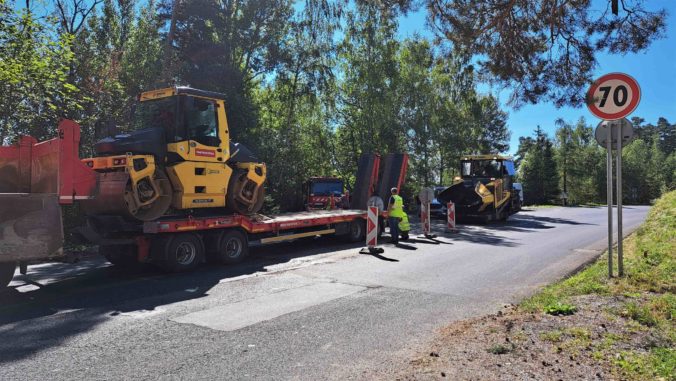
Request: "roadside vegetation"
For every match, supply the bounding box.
[1,1,671,212]
[522,190,675,380]
[401,190,675,380]
[516,120,675,206]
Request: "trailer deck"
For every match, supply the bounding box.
[0,118,408,285]
[145,209,374,235]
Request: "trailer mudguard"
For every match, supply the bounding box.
[0,193,63,262]
[0,119,97,263]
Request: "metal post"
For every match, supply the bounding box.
[616,121,624,276]
[606,121,614,278]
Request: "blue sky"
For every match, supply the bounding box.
[398,1,676,154]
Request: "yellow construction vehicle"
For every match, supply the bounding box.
[437,154,521,222]
[81,87,266,220]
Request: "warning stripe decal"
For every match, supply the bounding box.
[366,206,378,247]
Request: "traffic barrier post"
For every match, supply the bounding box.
[446,202,457,232]
[420,202,437,239]
[360,206,384,254]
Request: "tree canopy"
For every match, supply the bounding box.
[0,0,670,209]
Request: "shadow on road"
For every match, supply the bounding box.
[0,236,366,365]
[360,252,400,262]
[417,212,596,247]
[393,242,417,250]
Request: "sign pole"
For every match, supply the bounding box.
[588,72,639,279]
[606,121,614,278]
[616,121,624,276]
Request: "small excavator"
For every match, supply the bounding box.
[437,155,521,222]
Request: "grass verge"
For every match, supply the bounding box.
[521,190,675,380]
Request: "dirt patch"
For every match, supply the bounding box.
[392,294,670,381]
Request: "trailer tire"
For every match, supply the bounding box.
[100,245,139,268]
[217,230,249,264]
[0,262,16,289]
[346,219,365,243]
[155,233,204,272]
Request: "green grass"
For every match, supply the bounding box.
[521,190,676,380]
[543,302,577,316]
[559,327,593,356]
[486,343,513,355]
[524,204,560,209]
[539,330,564,342]
[614,348,676,381]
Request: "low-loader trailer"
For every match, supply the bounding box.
[0,117,407,289]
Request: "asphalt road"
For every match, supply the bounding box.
[0,205,649,380]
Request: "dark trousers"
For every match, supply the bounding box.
[388,217,400,242]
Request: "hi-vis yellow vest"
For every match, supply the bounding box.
[398,213,410,231]
[390,195,405,218]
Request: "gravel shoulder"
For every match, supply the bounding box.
[396,293,670,381]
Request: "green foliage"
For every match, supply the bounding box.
[486,343,512,355]
[620,117,676,204]
[0,0,516,213]
[539,330,563,342]
[543,302,577,316]
[521,116,676,206]
[521,191,675,380]
[426,0,667,108]
[0,3,81,142]
[522,190,676,314]
[517,126,559,204]
[157,0,294,141]
[554,118,606,205]
[613,348,676,381]
[623,302,658,327]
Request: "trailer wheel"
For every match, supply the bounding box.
[100,245,139,268]
[0,262,16,289]
[346,219,365,243]
[155,233,204,272]
[217,230,249,264]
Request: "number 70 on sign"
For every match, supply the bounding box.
[586,72,641,121]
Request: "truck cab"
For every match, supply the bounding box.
[304,177,345,210]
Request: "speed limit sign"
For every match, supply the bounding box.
[586,73,641,120]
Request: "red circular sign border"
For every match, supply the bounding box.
[586,72,641,120]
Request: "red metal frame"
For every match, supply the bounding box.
[56,120,98,203]
[0,119,97,204]
[370,154,381,196]
[396,154,408,192]
[135,236,151,262]
[143,210,372,235]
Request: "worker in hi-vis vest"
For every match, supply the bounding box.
[398,212,410,241]
[388,187,405,244]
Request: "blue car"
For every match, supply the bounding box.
[430,186,449,218]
